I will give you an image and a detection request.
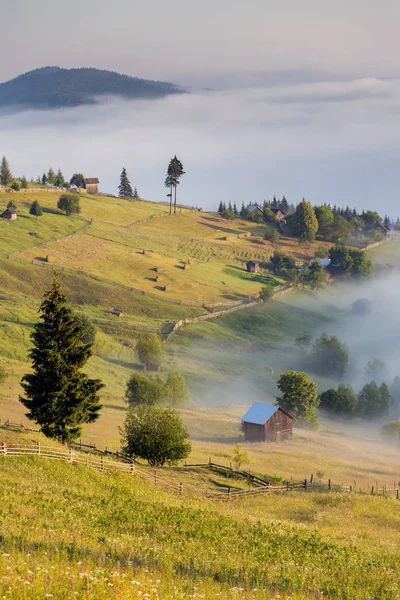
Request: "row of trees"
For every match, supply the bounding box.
[276,368,396,427]
[270,243,372,286]
[320,381,392,419]
[217,196,388,246]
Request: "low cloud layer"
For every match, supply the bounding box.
[1,74,400,213]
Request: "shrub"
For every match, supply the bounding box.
[121,405,191,466]
[125,372,165,407]
[310,334,349,377]
[382,420,400,441]
[136,333,163,369]
[264,227,279,243]
[270,250,296,274]
[57,193,80,216]
[10,181,20,191]
[260,285,274,301]
[232,444,249,471]
[164,371,189,407]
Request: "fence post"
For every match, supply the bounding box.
[310,474,313,484]
[228,487,231,501]
[154,470,157,486]
[328,479,331,491]
[304,478,307,490]
[371,486,375,496]
[37,441,41,456]
[1,442,6,455]
[350,485,352,493]
[101,455,104,472]
[130,460,134,475]
[69,448,73,463]
[179,482,183,496]
[397,489,399,500]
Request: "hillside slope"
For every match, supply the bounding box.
[0,66,184,110]
[0,428,400,599]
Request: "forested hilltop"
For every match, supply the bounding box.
[0,66,184,110]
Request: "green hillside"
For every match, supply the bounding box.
[1,428,400,600]
[0,66,184,110]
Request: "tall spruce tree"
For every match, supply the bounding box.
[0,157,12,186]
[133,187,140,199]
[20,277,103,444]
[118,167,133,198]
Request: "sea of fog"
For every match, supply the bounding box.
[1,75,400,213]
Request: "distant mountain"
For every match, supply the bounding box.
[0,66,185,111]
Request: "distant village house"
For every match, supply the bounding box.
[2,207,17,220]
[248,205,263,221]
[84,178,99,194]
[241,403,294,442]
[271,208,286,223]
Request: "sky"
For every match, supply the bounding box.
[1,1,400,213]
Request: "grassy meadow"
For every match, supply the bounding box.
[0,428,400,599]
[1,191,400,598]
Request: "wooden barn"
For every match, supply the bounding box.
[271,208,286,223]
[84,178,99,194]
[2,207,17,220]
[248,205,263,221]
[246,260,259,273]
[241,403,294,442]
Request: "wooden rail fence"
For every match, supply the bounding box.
[1,421,398,501]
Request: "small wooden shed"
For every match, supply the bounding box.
[352,298,372,315]
[246,260,259,273]
[241,403,294,442]
[2,208,17,220]
[84,178,99,194]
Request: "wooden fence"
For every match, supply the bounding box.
[3,420,397,502]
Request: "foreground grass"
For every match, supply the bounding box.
[1,443,400,599]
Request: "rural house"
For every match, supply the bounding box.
[84,178,99,194]
[246,260,259,273]
[2,207,17,220]
[241,403,294,442]
[248,205,263,220]
[271,208,286,223]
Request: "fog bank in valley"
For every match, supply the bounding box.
[1,74,400,212]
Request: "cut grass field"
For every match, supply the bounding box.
[1,428,400,599]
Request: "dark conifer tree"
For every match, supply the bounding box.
[133,187,140,200]
[29,200,43,218]
[20,175,28,189]
[41,173,48,185]
[118,167,133,198]
[218,201,224,214]
[20,277,103,444]
[272,195,278,209]
[0,156,12,186]
[279,196,289,212]
[240,203,246,218]
[233,202,238,215]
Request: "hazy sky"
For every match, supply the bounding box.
[1,1,400,212]
[1,1,400,83]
